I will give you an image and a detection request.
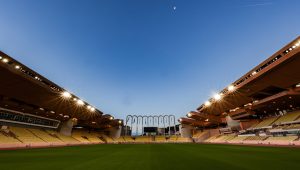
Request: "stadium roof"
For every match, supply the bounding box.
[181,36,300,126]
[0,51,122,129]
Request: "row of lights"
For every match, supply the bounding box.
[1,55,118,125]
[225,39,300,97]
[0,56,122,124]
[203,85,235,107]
[62,91,96,112]
[284,41,300,54]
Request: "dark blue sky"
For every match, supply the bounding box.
[0,0,299,119]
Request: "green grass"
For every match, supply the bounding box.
[0,144,300,170]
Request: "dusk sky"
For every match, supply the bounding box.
[0,0,299,120]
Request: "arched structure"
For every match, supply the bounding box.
[125,114,177,136]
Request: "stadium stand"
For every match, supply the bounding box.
[227,136,248,144]
[28,128,63,143]
[262,136,298,145]
[46,130,80,144]
[134,136,152,143]
[155,136,166,143]
[1,37,300,148]
[123,136,135,143]
[9,126,47,145]
[251,117,278,129]
[272,111,300,125]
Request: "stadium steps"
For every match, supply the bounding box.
[9,126,46,144]
[272,111,300,125]
[251,117,279,129]
[262,136,298,145]
[155,136,166,143]
[46,130,80,144]
[27,128,63,143]
[0,131,22,144]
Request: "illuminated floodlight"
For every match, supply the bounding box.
[15,65,20,69]
[118,120,122,124]
[251,71,257,76]
[73,98,77,101]
[187,113,192,117]
[2,58,8,63]
[109,116,114,120]
[62,91,72,98]
[90,107,95,112]
[0,56,2,59]
[296,43,300,47]
[205,119,209,122]
[77,99,84,105]
[179,118,182,122]
[228,85,235,92]
[214,93,222,101]
[204,101,211,106]
[87,105,91,109]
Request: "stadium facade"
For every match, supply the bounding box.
[0,36,300,148]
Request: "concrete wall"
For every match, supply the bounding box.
[108,126,122,138]
[59,119,77,136]
[180,124,193,137]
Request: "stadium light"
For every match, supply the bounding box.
[205,119,209,122]
[109,116,114,120]
[204,101,211,106]
[118,120,122,124]
[15,65,20,69]
[2,58,9,63]
[77,99,84,105]
[87,105,91,109]
[251,71,257,76]
[228,85,235,92]
[214,93,222,101]
[90,107,95,112]
[187,113,192,117]
[62,91,72,98]
[0,56,2,59]
[73,98,77,101]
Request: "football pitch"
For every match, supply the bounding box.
[0,144,300,170]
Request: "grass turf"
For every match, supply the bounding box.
[0,144,300,170]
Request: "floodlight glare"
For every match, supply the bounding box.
[205,101,211,106]
[228,85,235,92]
[77,100,84,105]
[2,58,8,63]
[214,94,222,101]
[62,91,71,98]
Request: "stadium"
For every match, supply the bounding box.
[1,1,300,170]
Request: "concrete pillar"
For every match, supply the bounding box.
[180,124,193,137]
[108,126,122,139]
[59,118,77,136]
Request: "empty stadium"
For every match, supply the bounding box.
[1,1,300,170]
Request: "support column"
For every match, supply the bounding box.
[59,118,77,136]
[180,124,193,137]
